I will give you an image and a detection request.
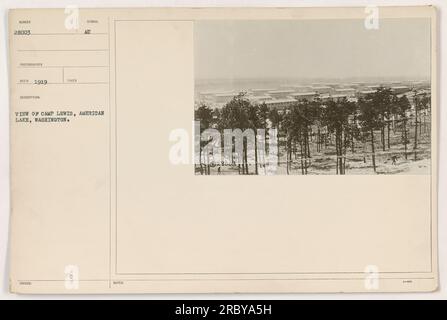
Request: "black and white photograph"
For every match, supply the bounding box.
[194,19,432,175]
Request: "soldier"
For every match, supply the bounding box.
[391,155,399,165]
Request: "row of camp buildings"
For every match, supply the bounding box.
[196,80,430,110]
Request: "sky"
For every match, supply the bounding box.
[194,18,431,81]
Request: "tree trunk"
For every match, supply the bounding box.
[244,141,249,174]
[306,128,311,168]
[317,127,321,152]
[254,133,258,175]
[387,122,391,149]
[414,107,418,161]
[371,129,376,172]
[335,132,339,175]
[299,137,305,175]
[277,128,280,172]
[351,130,355,153]
[338,130,345,174]
[336,130,344,175]
[286,137,290,175]
[421,115,424,134]
[199,147,203,175]
[403,119,408,160]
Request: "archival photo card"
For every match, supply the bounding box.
[8,6,437,294]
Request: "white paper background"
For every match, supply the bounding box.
[0,0,445,299]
